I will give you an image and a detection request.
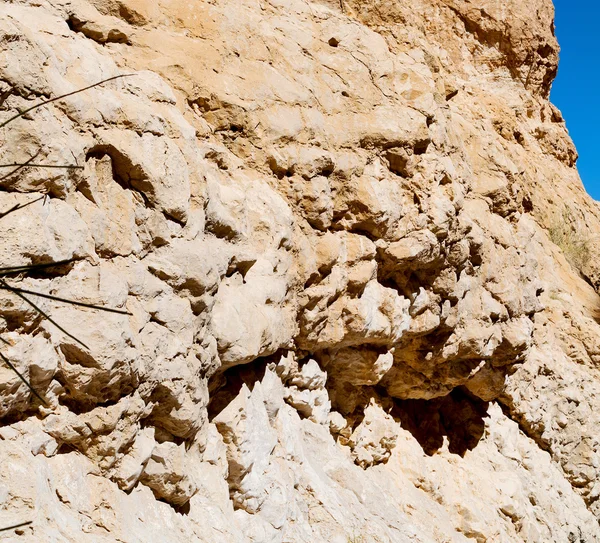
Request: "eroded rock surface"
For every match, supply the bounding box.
[1,0,600,541]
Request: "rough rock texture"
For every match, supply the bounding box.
[1,0,600,541]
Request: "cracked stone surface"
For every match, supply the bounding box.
[1,0,600,541]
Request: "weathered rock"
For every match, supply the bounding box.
[140,441,198,506]
[1,0,600,540]
[347,400,398,468]
[276,355,331,424]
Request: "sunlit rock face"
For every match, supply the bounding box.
[1,0,600,540]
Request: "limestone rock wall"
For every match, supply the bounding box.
[1,0,600,541]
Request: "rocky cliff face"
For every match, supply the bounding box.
[1,0,600,541]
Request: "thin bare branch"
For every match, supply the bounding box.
[0,283,131,315]
[0,259,77,275]
[0,279,88,350]
[0,351,48,406]
[0,151,40,182]
[0,196,45,219]
[0,163,84,170]
[0,74,133,129]
[0,520,33,532]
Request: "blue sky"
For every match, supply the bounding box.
[550,0,600,200]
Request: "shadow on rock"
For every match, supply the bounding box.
[391,387,489,457]
[207,357,269,421]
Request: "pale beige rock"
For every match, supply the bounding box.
[0,193,93,267]
[112,426,155,491]
[213,383,278,514]
[321,347,393,386]
[1,0,600,540]
[0,333,59,417]
[347,400,398,468]
[140,441,198,506]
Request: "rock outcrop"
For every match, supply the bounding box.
[1,0,600,541]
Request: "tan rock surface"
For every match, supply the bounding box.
[1,0,600,541]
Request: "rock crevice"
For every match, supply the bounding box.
[1,0,600,541]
